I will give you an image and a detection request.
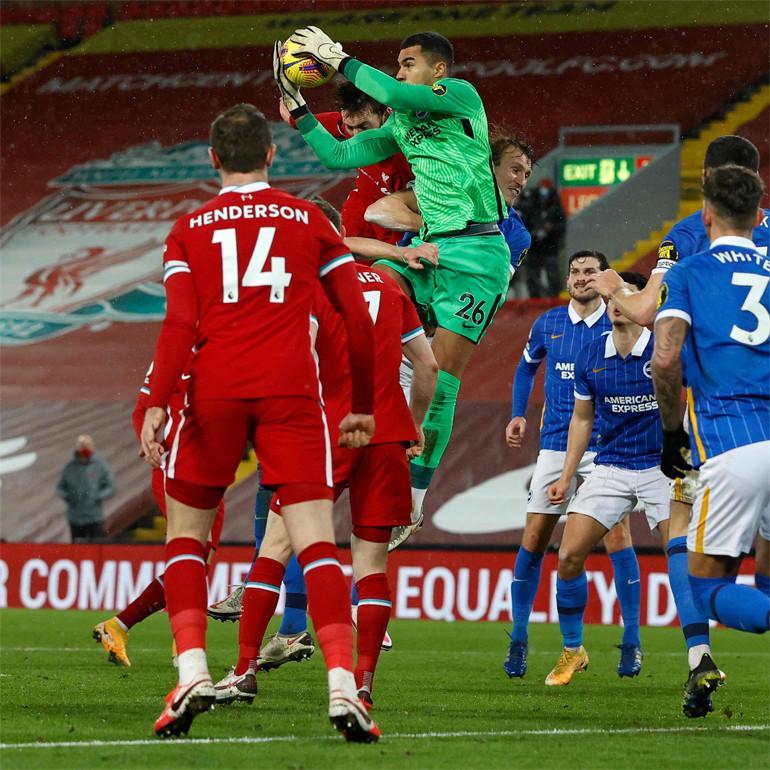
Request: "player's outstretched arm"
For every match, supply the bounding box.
[548,398,594,504]
[588,269,662,326]
[295,111,399,170]
[365,190,423,233]
[402,332,439,458]
[289,27,479,116]
[345,236,437,269]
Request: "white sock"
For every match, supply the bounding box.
[328,666,357,699]
[688,644,711,671]
[177,648,210,685]
[410,487,427,524]
[114,617,128,632]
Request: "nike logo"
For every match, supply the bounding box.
[512,578,528,582]
[551,333,563,339]
[181,374,192,380]
[592,367,607,373]
[171,679,207,710]
[627,579,640,585]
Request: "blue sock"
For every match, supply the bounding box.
[755,571,770,597]
[351,584,359,607]
[556,572,588,647]
[609,547,641,647]
[278,555,308,635]
[666,537,710,649]
[510,547,544,644]
[249,480,272,571]
[689,574,770,633]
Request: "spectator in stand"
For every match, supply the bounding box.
[517,179,567,297]
[56,435,115,542]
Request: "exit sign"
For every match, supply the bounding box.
[560,157,635,187]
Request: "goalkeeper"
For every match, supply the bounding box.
[275,29,510,532]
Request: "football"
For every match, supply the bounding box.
[280,39,334,88]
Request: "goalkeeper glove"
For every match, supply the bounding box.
[660,425,693,479]
[273,40,306,116]
[289,26,349,70]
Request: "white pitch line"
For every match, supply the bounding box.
[1,646,767,658]
[0,724,767,750]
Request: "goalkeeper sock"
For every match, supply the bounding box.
[556,572,588,648]
[299,542,353,671]
[164,538,208,656]
[510,547,543,644]
[278,555,308,635]
[117,575,166,630]
[236,557,285,675]
[755,571,770,597]
[666,537,711,661]
[354,573,391,694]
[409,369,460,493]
[689,575,770,633]
[609,547,641,647]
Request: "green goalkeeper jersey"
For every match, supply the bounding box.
[296,58,505,240]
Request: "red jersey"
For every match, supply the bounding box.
[313,265,423,445]
[150,182,360,407]
[131,355,192,441]
[303,112,413,244]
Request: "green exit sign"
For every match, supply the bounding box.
[560,157,635,187]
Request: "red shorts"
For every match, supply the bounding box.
[150,467,225,548]
[272,442,409,531]
[167,396,332,494]
[336,442,411,529]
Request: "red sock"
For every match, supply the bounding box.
[236,558,284,675]
[354,573,391,693]
[164,537,208,655]
[298,542,353,672]
[117,576,166,629]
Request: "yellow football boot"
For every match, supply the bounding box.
[92,617,131,667]
[545,646,589,686]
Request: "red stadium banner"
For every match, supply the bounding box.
[0,543,756,627]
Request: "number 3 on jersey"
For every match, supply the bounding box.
[213,227,292,304]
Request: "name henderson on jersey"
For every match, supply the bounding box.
[188,202,310,229]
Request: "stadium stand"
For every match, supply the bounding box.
[0,2,767,546]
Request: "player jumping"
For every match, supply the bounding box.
[278,29,512,532]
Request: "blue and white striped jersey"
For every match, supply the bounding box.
[655,208,769,272]
[514,302,610,451]
[656,235,770,466]
[573,327,661,470]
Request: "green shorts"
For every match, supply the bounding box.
[376,233,510,343]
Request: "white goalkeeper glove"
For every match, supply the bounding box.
[273,40,306,115]
[289,26,348,70]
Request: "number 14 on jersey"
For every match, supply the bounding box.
[213,226,292,304]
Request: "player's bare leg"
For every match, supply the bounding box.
[351,534,390,709]
[154,496,217,738]
[282,500,380,742]
[546,513,607,686]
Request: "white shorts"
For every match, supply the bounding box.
[688,441,770,557]
[527,449,596,515]
[569,464,671,532]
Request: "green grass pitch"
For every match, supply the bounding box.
[0,609,767,769]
